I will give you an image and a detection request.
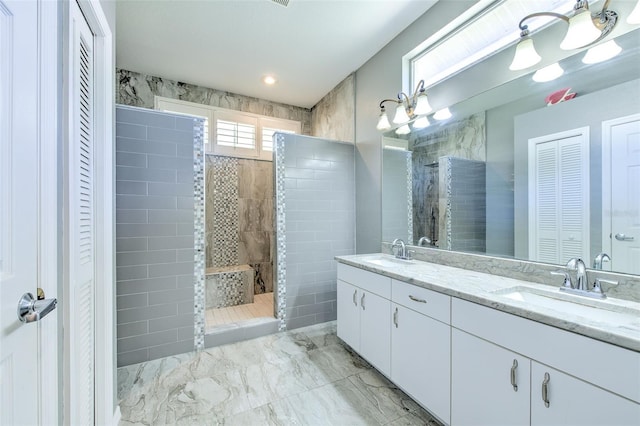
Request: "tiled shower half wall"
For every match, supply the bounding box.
[115,105,205,367]
[275,133,356,330]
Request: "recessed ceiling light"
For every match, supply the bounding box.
[263,75,277,85]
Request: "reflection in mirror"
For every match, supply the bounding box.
[382,28,640,275]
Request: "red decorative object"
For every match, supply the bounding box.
[545,88,577,106]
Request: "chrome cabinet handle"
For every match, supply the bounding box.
[361,293,365,310]
[393,307,398,328]
[542,372,550,408]
[17,292,57,323]
[510,359,518,391]
[615,233,634,241]
[352,289,357,306]
[408,295,427,303]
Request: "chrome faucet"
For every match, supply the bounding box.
[418,236,431,247]
[392,238,409,259]
[593,253,611,270]
[566,258,587,291]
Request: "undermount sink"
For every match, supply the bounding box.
[491,286,640,327]
[359,254,415,268]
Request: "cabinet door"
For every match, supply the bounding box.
[531,362,640,426]
[360,290,391,376]
[451,329,530,426]
[337,280,360,351]
[391,304,451,424]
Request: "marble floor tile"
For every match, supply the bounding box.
[118,321,442,426]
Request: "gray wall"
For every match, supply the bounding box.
[513,79,640,261]
[280,134,355,330]
[115,105,197,366]
[354,0,478,253]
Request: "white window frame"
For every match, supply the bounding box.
[154,96,301,161]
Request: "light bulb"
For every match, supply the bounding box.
[376,109,391,131]
[395,124,411,135]
[582,40,622,64]
[560,8,601,50]
[532,63,564,82]
[412,116,430,129]
[509,37,542,71]
[413,91,432,115]
[393,104,411,124]
[628,0,640,24]
[433,108,452,121]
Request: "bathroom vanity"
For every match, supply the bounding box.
[335,254,640,426]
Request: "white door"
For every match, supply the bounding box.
[606,115,640,274]
[66,2,96,423]
[0,0,55,424]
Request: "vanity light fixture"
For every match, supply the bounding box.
[628,0,640,24]
[532,62,564,82]
[509,0,619,71]
[582,39,622,64]
[376,79,433,130]
[433,107,452,121]
[263,75,277,85]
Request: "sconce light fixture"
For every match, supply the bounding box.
[376,79,432,131]
[509,0,619,71]
[627,0,640,24]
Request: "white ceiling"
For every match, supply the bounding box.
[116,0,438,109]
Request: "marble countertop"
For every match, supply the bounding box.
[335,253,640,352]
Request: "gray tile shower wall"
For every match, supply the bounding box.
[116,68,312,135]
[277,134,356,330]
[115,105,198,367]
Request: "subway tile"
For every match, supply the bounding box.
[148,261,194,278]
[116,250,177,267]
[117,137,177,157]
[177,223,194,236]
[117,329,177,353]
[147,236,194,250]
[117,348,149,367]
[177,170,194,184]
[116,166,176,183]
[116,265,148,281]
[286,314,317,330]
[116,181,148,196]
[176,248,194,262]
[148,182,193,197]
[148,287,194,306]
[295,158,333,170]
[117,303,177,324]
[177,326,194,342]
[116,276,177,295]
[177,300,194,315]
[116,122,146,139]
[148,339,195,361]
[147,126,193,145]
[286,293,315,307]
[147,155,194,171]
[176,143,193,158]
[177,197,194,209]
[116,152,147,168]
[176,275,194,288]
[116,195,177,210]
[116,209,148,224]
[117,107,177,129]
[147,209,193,224]
[175,116,196,132]
[148,314,194,333]
[117,223,177,238]
[117,321,148,339]
[116,293,148,310]
[298,300,333,317]
[116,237,148,252]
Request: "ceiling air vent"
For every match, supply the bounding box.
[270,0,290,7]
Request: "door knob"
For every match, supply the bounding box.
[615,233,634,241]
[17,292,57,323]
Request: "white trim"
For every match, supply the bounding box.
[601,113,640,262]
[63,0,115,424]
[37,0,59,423]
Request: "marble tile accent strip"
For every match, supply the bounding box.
[207,156,239,268]
[118,321,442,426]
[274,133,287,331]
[193,117,206,352]
[406,151,414,245]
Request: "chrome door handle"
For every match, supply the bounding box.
[510,359,518,391]
[541,372,550,408]
[393,307,398,328]
[361,293,365,310]
[352,289,357,306]
[408,295,427,303]
[615,233,634,241]
[17,292,57,323]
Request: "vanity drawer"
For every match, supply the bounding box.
[392,279,450,324]
[337,263,391,299]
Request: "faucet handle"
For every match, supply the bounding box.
[407,249,415,260]
[550,271,573,289]
[591,278,617,299]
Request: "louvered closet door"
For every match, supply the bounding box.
[68,1,96,424]
[529,128,589,265]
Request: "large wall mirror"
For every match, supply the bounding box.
[382,27,640,276]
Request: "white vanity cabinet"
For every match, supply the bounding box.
[530,362,640,426]
[451,328,530,426]
[336,264,391,376]
[391,280,451,424]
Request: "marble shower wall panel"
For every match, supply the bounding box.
[115,105,200,367]
[117,68,312,135]
[278,134,356,330]
[410,112,486,161]
[310,74,355,143]
[412,154,439,246]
